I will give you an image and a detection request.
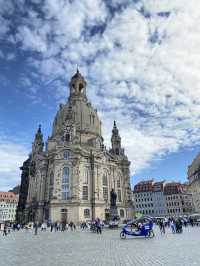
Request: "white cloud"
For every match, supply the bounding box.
[0,136,29,191]
[2,0,200,181]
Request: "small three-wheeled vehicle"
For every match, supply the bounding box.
[120,217,155,239]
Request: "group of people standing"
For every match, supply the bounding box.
[90,218,103,234]
[157,217,187,234]
[2,218,105,236]
[1,220,78,236]
[1,223,21,236]
[32,221,78,235]
[49,221,76,232]
[23,220,78,235]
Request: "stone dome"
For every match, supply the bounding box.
[51,71,102,144]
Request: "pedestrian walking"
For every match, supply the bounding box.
[54,222,57,232]
[61,222,66,232]
[95,218,102,234]
[175,219,183,233]
[159,220,165,234]
[34,222,38,235]
[3,225,7,236]
[170,220,176,234]
[190,218,194,227]
[69,221,73,231]
[66,223,69,231]
[50,223,54,232]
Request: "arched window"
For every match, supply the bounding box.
[82,169,89,200]
[83,169,89,184]
[61,167,70,200]
[84,208,90,218]
[62,167,69,183]
[103,174,108,186]
[102,172,108,201]
[64,150,70,160]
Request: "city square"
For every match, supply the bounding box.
[1,226,200,266]
[1,1,200,266]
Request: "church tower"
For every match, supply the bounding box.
[32,125,44,155]
[111,121,124,156]
[69,68,87,100]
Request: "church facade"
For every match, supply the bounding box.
[17,70,132,224]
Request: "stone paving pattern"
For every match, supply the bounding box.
[1,226,200,266]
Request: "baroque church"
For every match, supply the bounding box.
[17,70,132,224]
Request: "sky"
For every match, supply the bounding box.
[1,0,200,191]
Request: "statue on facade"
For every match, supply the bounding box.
[110,188,117,207]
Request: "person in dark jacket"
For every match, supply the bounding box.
[3,225,7,236]
[34,222,38,235]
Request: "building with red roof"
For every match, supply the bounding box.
[0,192,19,222]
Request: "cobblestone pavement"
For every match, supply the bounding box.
[1,226,200,266]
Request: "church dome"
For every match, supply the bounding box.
[51,71,102,144]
